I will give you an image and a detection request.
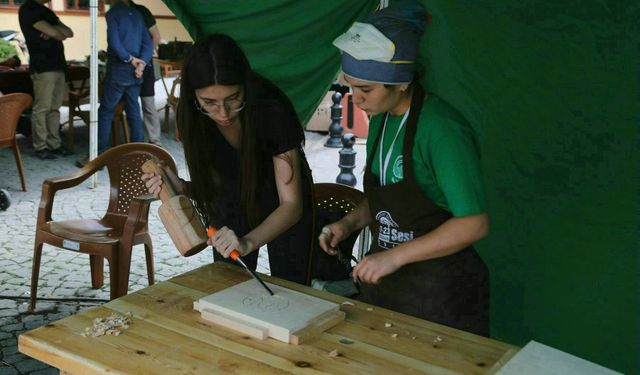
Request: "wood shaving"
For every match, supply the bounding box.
[411,336,417,340]
[433,336,443,343]
[328,349,340,357]
[384,322,393,328]
[366,307,373,311]
[81,312,133,337]
[391,333,398,338]
[341,301,355,306]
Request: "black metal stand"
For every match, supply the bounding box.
[336,133,357,187]
[0,189,11,211]
[324,92,343,148]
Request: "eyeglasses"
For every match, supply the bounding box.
[194,96,245,116]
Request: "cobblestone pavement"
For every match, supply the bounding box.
[0,92,366,374]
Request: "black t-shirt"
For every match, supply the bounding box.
[209,74,312,237]
[19,0,66,73]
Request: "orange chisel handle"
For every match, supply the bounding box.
[207,226,275,295]
[207,226,240,261]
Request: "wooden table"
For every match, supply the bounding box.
[154,58,182,78]
[19,263,518,374]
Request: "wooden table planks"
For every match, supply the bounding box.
[19,262,517,374]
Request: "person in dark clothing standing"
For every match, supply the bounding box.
[19,0,74,160]
[130,0,163,146]
[320,0,491,336]
[142,34,314,285]
[93,0,152,159]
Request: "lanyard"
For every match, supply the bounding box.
[378,108,410,186]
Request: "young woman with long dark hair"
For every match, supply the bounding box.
[143,34,313,284]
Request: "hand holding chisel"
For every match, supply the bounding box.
[207,226,275,296]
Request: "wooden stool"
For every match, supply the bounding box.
[62,65,90,151]
[110,100,129,146]
[162,77,180,141]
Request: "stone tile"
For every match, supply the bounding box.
[60,281,87,290]
[25,320,47,330]
[1,323,23,333]
[6,269,32,282]
[0,287,18,296]
[51,288,78,298]
[16,303,31,314]
[28,302,56,314]
[2,353,24,365]
[46,312,71,322]
[31,368,59,375]
[2,345,19,356]
[0,317,15,327]
[0,365,20,375]
[0,338,17,348]
[0,308,18,319]
[20,314,43,325]
[56,303,81,313]
[3,286,29,296]
[14,358,50,373]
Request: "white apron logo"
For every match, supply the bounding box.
[375,211,414,249]
[391,155,403,183]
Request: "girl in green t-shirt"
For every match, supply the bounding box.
[319,0,490,336]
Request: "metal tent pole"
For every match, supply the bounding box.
[89,0,99,188]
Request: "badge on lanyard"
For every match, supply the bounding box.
[378,109,410,186]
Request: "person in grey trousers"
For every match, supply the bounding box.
[132,0,163,146]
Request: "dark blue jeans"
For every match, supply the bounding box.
[98,62,143,154]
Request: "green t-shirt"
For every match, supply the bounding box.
[366,95,486,217]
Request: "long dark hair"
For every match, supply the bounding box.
[177,34,263,228]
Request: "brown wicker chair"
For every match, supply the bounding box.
[310,183,370,287]
[29,143,177,311]
[0,92,32,192]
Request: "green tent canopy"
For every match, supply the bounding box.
[162,0,377,124]
[160,1,639,373]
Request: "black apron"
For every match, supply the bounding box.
[359,85,490,336]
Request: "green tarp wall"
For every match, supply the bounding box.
[161,0,376,125]
[161,1,639,373]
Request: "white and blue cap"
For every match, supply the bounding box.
[333,0,427,85]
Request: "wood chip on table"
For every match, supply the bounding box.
[81,312,133,337]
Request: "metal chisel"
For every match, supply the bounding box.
[207,226,275,295]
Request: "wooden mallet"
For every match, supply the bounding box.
[141,160,208,257]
